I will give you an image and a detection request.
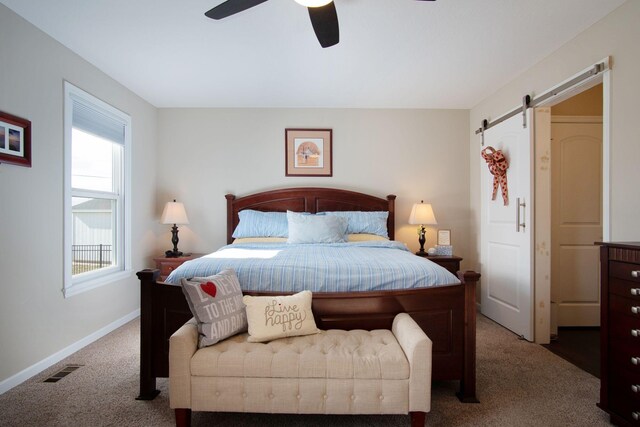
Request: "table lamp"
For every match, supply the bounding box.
[161,199,189,258]
[408,201,437,256]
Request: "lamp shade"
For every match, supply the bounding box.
[408,201,437,226]
[294,0,332,7]
[161,200,189,225]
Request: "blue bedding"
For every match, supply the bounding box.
[165,241,460,293]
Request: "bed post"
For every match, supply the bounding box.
[225,194,236,245]
[136,269,161,400]
[457,270,480,403]
[386,194,396,240]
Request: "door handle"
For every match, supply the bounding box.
[516,198,526,232]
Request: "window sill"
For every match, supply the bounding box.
[63,269,132,298]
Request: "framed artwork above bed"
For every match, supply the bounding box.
[285,128,332,177]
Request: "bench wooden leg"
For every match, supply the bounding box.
[175,408,191,427]
[410,411,426,426]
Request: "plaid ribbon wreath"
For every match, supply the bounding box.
[481,146,509,205]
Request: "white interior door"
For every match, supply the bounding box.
[481,111,534,341]
[551,118,603,326]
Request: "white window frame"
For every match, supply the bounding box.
[63,82,132,297]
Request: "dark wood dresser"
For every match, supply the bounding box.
[598,242,640,426]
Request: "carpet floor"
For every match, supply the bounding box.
[0,315,610,426]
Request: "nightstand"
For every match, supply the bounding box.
[417,254,462,275]
[153,253,203,281]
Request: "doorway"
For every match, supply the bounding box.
[534,82,605,344]
[477,60,610,345]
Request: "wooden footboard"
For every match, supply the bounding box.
[135,269,480,402]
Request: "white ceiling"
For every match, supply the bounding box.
[0,0,626,108]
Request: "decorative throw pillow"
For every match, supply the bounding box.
[286,211,348,244]
[180,269,248,348]
[243,290,320,342]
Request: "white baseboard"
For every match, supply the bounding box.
[0,309,140,395]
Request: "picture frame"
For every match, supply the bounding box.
[437,229,451,246]
[285,128,332,177]
[0,110,31,168]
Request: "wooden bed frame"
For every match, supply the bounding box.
[136,187,480,403]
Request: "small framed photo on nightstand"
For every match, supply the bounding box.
[437,229,451,246]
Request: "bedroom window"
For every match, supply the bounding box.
[63,82,131,297]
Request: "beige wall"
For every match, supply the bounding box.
[156,108,470,259]
[469,1,638,277]
[0,5,157,384]
[552,84,603,116]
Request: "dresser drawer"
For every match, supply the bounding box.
[609,372,640,425]
[609,396,640,425]
[610,337,640,375]
[611,294,640,318]
[158,263,177,277]
[610,277,640,300]
[610,312,640,340]
[611,369,640,405]
[153,254,202,281]
[611,261,640,283]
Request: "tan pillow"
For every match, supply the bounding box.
[243,290,319,342]
[347,233,389,242]
[232,237,288,244]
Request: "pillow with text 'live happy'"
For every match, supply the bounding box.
[180,269,248,348]
[243,290,320,343]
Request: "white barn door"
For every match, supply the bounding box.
[481,111,534,341]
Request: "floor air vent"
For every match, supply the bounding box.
[43,364,83,383]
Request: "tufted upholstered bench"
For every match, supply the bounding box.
[169,313,432,426]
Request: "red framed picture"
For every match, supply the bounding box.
[0,110,31,167]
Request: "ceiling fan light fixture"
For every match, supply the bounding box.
[294,0,332,7]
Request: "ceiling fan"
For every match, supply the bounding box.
[205,0,436,48]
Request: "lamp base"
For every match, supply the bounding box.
[165,249,183,258]
[417,226,426,256]
[166,224,183,258]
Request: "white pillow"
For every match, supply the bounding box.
[243,290,320,342]
[286,211,348,244]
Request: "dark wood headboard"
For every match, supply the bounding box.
[225,187,396,244]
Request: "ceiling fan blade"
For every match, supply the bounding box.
[308,2,339,48]
[205,0,269,20]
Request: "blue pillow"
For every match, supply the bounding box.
[321,211,389,238]
[232,210,288,238]
[287,211,348,244]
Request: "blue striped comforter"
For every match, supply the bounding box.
[165,241,460,292]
